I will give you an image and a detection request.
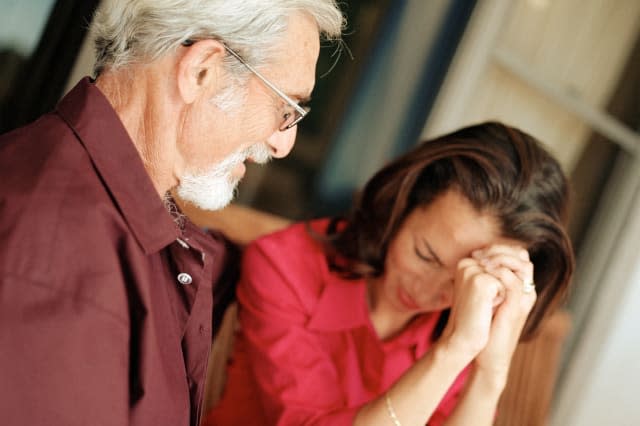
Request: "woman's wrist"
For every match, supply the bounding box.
[432,337,477,372]
[435,336,509,395]
[436,332,485,368]
[469,364,509,395]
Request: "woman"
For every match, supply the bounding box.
[205,122,575,425]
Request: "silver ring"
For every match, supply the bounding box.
[523,279,536,293]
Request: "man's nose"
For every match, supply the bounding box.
[266,126,297,158]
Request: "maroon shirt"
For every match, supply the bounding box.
[0,78,234,426]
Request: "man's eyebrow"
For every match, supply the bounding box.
[421,237,444,267]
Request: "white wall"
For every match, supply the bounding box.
[551,155,640,426]
[566,264,640,425]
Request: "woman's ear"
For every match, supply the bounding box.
[176,39,226,104]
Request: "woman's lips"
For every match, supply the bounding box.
[397,287,420,310]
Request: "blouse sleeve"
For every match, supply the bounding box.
[237,233,360,426]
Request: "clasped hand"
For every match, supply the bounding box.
[442,244,537,385]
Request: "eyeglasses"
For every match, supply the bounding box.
[182,39,310,131]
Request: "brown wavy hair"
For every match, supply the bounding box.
[322,121,575,340]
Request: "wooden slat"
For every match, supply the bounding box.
[495,310,572,426]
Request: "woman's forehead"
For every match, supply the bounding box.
[402,191,509,256]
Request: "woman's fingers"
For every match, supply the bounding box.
[456,258,504,304]
[472,244,537,350]
[444,258,506,357]
[446,244,539,380]
[483,264,536,317]
[472,244,534,296]
[445,244,537,361]
[472,244,529,261]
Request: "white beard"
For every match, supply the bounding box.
[176,143,271,211]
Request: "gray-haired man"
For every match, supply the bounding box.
[0,1,344,425]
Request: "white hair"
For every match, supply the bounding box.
[176,143,272,211]
[92,0,345,75]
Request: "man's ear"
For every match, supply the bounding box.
[176,39,226,104]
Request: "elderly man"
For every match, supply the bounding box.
[0,1,344,425]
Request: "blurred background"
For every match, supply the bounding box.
[1,0,638,424]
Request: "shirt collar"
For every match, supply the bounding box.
[307,268,441,353]
[56,77,179,253]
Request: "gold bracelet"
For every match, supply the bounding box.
[385,393,402,426]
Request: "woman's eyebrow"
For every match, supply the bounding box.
[420,237,444,267]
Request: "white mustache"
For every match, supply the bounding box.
[206,143,271,177]
[243,143,272,165]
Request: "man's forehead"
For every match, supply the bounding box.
[266,57,317,101]
[270,14,320,98]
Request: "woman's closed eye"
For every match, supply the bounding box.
[414,246,436,263]
[414,237,445,267]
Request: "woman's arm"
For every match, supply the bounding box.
[353,339,473,426]
[440,365,505,426]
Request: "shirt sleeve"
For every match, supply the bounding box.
[236,237,361,426]
[0,273,130,426]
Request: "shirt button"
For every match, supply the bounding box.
[177,273,193,285]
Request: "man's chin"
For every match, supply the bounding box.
[182,190,235,211]
[176,179,239,211]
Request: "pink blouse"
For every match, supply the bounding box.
[205,220,470,425]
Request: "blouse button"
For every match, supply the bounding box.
[177,272,193,285]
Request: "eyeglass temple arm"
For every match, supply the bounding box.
[222,45,307,117]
